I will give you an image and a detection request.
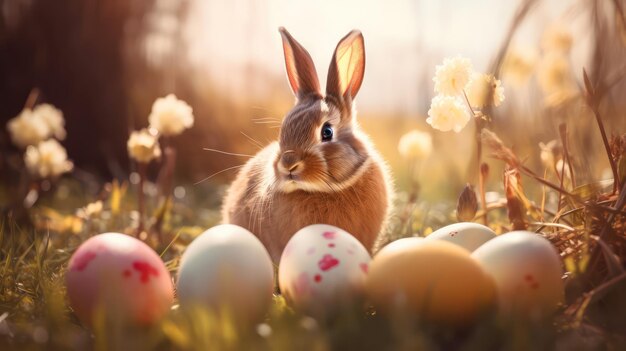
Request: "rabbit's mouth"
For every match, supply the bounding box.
[277,176,326,194]
[281,179,300,193]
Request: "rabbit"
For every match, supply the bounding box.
[222,27,394,263]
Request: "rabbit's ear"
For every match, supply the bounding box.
[326,30,365,102]
[279,27,321,98]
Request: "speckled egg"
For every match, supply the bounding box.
[424,222,496,252]
[176,224,274,325]
[367,240,496,326]
[65,233,174,327]
[472,231,564,316]
[278,224,371,317]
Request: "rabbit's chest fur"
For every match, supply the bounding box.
[222,142,389,262]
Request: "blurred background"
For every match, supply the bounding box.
[1,0,625,204]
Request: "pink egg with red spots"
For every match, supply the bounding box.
[65,233,174,327]
[278,224,371,318]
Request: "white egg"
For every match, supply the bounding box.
[378,237,425,254]
[278,224,371,318]
[425,222,496,252]
[472,231,564,316]
[176,224,274,325]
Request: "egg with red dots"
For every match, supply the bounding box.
[278,224,372,318]
[424,222,496,252]
[472,231,564,317]
[65,233,174,327]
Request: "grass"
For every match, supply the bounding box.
[1,165,626,350]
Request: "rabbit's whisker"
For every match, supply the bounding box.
[253,121,281,125]
[240,131,265,150]
[202,148,254,158]
[252,117,280,122]
[194,164,244,185]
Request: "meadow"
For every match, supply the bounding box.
[2,0,626,350]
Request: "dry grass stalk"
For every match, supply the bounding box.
[504,166,528,230]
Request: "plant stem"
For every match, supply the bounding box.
[137,163,146,236]
[462,90,488,225]
[559,123,576,188]
[24,88,40,109]
[583,68,620,193]
[401,159,419,237]
[153,138,176,244]
[557,155,566,213]
[478,148,488,226]
[591,106,620,193]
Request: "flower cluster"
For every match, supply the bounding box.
[538,47,577,107]
[428,57,505,133]
[502,46,538,87]
[398,129,432,160]
[127,129,162,163]
[24,139,74,178]
[7,104,67,148]
[6,103,73,178]
[127,94,194,164]
[502,23,577,106]
[148,94,194,137]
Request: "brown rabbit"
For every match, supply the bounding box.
[222,27,393,263]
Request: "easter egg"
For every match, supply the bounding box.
[367,240,496,326]
[176,224,274,325]
[278,224,371,318]
[472,231,564,316]
[424,222,496,252]
[379,237,424,253]
[65,233,174,326]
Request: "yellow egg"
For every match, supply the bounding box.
[367,240,495,326]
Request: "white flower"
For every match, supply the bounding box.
[433,57,473,96]
[77,200,103,218]
[398,130,432,160]
[7,109,50,148]
[539,140,561,169]
[127,128,161,163]
[466,73,505,108]
[426,95,470,133]
[538,52,578,106]
[34,103,66,140]
[541,24,573,54]
[148,94,194,136]
[24,139,74,178]
[502,46,538,86]
[555,159,571,179]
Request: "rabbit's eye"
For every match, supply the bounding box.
[321,123,333,142]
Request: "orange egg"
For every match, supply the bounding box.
[367,240,495,326]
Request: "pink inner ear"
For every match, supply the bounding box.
[280,27,321,97]
[336,45,356,94]
[282,39,300,95]
[333,31,365,98]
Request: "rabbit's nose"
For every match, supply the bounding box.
[280,151,302,174]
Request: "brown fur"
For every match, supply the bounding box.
[221,28,393,262]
